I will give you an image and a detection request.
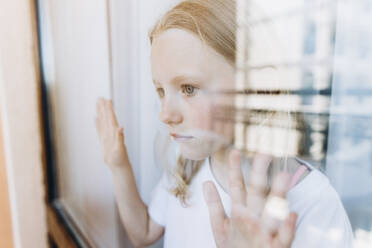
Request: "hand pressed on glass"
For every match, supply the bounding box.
[203,150,298,248]
[95,98,129,169]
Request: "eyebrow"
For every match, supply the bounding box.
[153,75,202,86]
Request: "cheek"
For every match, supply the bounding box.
[189,101,213,131]
[189,102,233,140]
[187,97,234,143]
[194,102,235,141]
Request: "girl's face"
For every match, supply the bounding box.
[151,28,235,160]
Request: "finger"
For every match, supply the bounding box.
[248,154,271,195]
[228,149,246,206]
[101,99,116,134]
[203,181,227,238]
[107,100,119,127]
[95,99,106,134]
[96,98,105,122]
[261,172,291,235]
[95,117,101,132]
[98,100,110,134]
[268,172,290,200]
[96,98,104,113]
[245,154,271,216]
[276,212,297,248]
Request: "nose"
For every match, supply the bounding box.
[159,98,183,126]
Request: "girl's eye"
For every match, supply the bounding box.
[181,84,198,96]
[156,88,165,98]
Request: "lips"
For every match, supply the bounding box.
[170,133,194,142]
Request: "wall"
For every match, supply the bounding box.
[0,101,13,248]
[38,0,120,246]
[0,0,48,247]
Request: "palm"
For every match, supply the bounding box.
[203,151,297,248]
[95,98,129,168]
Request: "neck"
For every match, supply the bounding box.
[210,147,230,191]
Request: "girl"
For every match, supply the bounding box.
[95,0,353,247]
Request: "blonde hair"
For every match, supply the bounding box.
[149,0,236,204]
[150,0,236,65]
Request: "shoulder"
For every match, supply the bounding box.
[287,168,354,247]
[288,167,346,213]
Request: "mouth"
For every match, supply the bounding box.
[170,133,194,142]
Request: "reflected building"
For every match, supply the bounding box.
[233,0,336,166]
[228,0,372,242]
[325,0,372,237]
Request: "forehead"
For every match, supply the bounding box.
[151,28,230,84]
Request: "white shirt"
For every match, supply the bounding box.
[148,159,354,248]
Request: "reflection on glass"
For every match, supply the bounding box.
[229,0,372,245]
[234,0,336,166]
[326,0,372,241]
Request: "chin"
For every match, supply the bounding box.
[179,145,212,161]
[179,140,225,161]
